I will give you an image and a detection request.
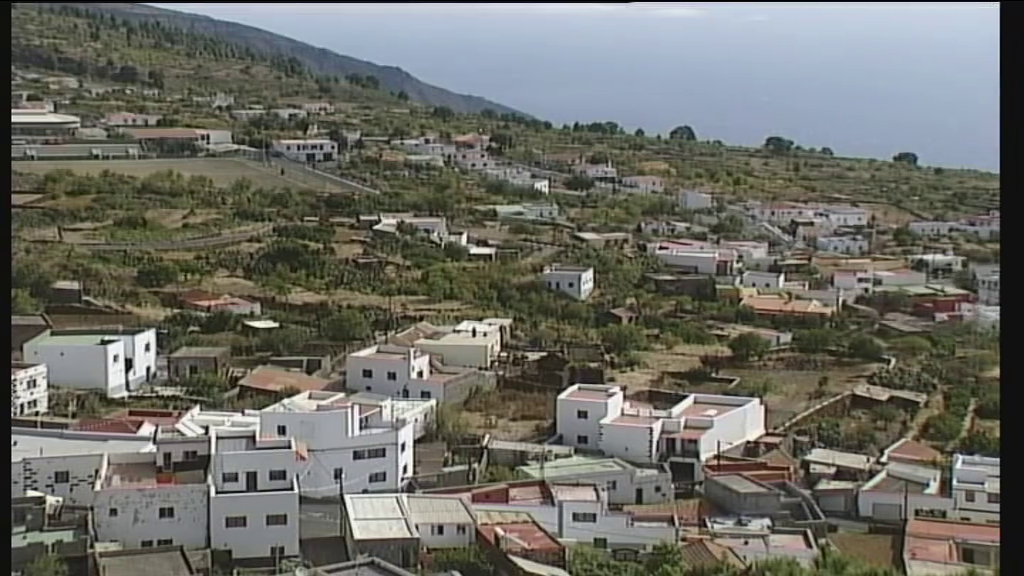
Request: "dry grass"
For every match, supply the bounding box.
[13,158,300,188]
[463,389,555,441]
[609,343,729,392]
[828,532,898,569]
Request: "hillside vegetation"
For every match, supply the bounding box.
[16,2,524,115]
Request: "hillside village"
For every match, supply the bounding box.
[10,4,1000,576]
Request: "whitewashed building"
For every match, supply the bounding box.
[104,112,163,127]
[412,320,509,370]
[679,190,715,211]
[951,454,999,524]
[816,235,870,256]
[23,328,157,398]
[272,139,338,163]
[621,176,665,194]
[573,162,618,180]
[817,206,870,227]
[740,271,786,290]
[856,463,953,522]
[831,269,927,295]
[541,265,595,301]
[908,221,959,237]
[12,362,48,417]
[977,271,999,306]
[556,384,766,483]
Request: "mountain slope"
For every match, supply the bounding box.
[26,2,529,117]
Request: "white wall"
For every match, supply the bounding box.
[210,486,300,559]
[106,329,158,389]
[741,272,785,289]
[17,453,105,505]
[978,275,999,306]
[542,269,595,301]
[12,363,49,417]
[92,483,209,549]
[599,421,660,464]
[694,398,766,460]
[816,236,869,256]
[416,339,493,369]
[415,521,475,549]
[557,392,621,449]
[653,251,718,275]
[857,490,953,520]
[679,190,714,211]
[345,350,432,398]
[24,339,126,397]
[213,446,299,493]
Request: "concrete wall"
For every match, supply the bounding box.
[17,453,105,505]
[599,420,660,464]
[92,483,209,549]
[210,486,300,560]
[415,521,475,549]
[856,491,954,522]
[351,538,420,569]
[704,477,782,515]
[557,389,622,450]
[24,338,125,397]
[694,398,766,460]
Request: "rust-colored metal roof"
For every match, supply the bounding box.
[477,521,562,553]
[885,439,942,465]
[238,365,331,393]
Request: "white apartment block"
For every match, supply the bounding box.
[413,320,509,370]
[740,271,786,290]
[621,176,665,194]
[832,269,927,295]
[516,456,673,506]
[556,384,766,483]
[23,328,157,398]
[573,163,618,180]
[951,454,999,524]
[12,362,48,417]
[541,265,595,301]
[977,271,999,306]
[650,244,736,276]
[346,345,436,399]
[679,190,715,211]
[816,235,870,256]
[272,139,338,163]
[452,148,491,170]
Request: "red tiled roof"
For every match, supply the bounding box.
[886,439,942,465]
[71,418,144,434]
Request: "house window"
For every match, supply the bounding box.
[433,525,445,536]
[334,468,344,482]
[225,516,247,528]
[402,389,410,398]
[568,282,575,288]
[269,469,287,481]
[386,371,397,381]
[987,493,1000,504]
[594,538,608,549]
[654,486,662,493]
[158,507,175,519]
[183,450,198,461]
[362,369,373,379]
[421,391,431,399]
[457,525,467,535]
[141,540,154,548]
[277,425,287,437]
[401,442,407,454]
[222,472,239,483]
[577,410,589,420]
[112,354,120,364]
[145,343,152,353]
[266,514,288,526]
[270,546,286,558]
[607,481,617,491]
[402,464,408,476]
[572,512,597,523]
[369,471,387,483]
[962,548,976,565]
[54,471,70,484]
[965,491,976,502]
[417,370,424,379]
[577,435,589,445]
[157,539,173,546]
[109,508,118,517]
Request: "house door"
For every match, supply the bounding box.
[635,488,644,505]
[306,153,315,163]
[246,471,258,491]
[162,452,172,469]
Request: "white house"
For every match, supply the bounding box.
[23,328,157,398]
[621,176,664,194]
[487,203,561,221]
[370,214,450,244]
[573,163,618,180]
[272,139,338,163]
[831,269,927,295]
[260,390,430,495]
[817,206,870,227]
[517,455,673,506]
[412,319,509,370]
[740,271,785,290]
[451,147,492,170]
[750,202,816,225]
[977,271,999,306]
[960,211,1000,240]
[908,221,959,237]
[208,428,301,561]
[104,112,163,127]
[951,454,999,524]
[556,384,766,484]
[816,235,870,256]
[856,463,953,522]
[541,265,595,301]
[346,345,436,399]
[12,362,48,417]
[91,451,209,551]
[679,190,715,211]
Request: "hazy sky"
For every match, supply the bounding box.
[152,3,999,171]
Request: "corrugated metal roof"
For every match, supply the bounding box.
[405,495,474,526]
[345,495,414,541]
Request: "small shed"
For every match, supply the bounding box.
[168,346,231,380]
[49,280,84,305]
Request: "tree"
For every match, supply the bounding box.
[890,336,932,358]
[322,308,371,342]
[564,175,595,191]
[396,90,409,101]
[136,261,180,288]
[431,106,456,121]
[794,328,838,354]
[764,136,795,154]
[820,147,835,156]
[871,405,901,429]
[24,555,69,576]
[12,288,41,314]
[893,151,919,166]
[668,125,697,141]
[200,310,238,334]
[600,324,648,355]
[960,429,999,457]
[634,127,646,137]
[847,334,884,360]
[430,548,495,576]
[728,333,771,363]
[480,108,497,119]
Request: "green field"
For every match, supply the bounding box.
[12,157,308,189]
